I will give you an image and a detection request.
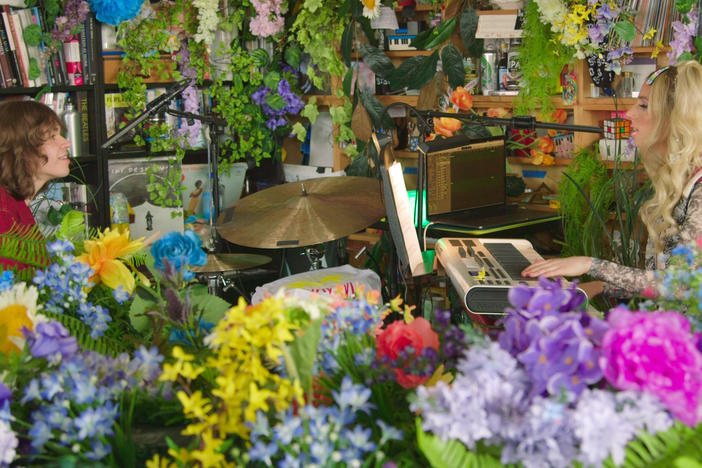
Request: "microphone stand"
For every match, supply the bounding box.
[101,79,191,151]
[381,104,603,247]
[165,108,228,253]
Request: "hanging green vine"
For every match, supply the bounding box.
[514,1,574,116]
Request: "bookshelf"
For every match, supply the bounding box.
[0,8,110,228]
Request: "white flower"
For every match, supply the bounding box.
[0,420,18,465]
[193,0,219,46]
[0,282,44,355]
[361,0,381,20]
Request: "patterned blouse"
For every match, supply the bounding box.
[588,177,702,299]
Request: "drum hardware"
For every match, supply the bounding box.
[302,245,326,271]
[192,253,272,299]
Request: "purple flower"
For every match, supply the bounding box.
[23,321,78,361]
[0,382,11,406]
[595,3,619,21]
[668,10,698,62]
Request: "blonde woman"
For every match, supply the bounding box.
[522,61,702,298]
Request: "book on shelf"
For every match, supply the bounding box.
[0,27,12,87]
[76,90,90,156]
[15,8,48,87]
[1,5,28,86]
[62,34,82,85]
[0,21,19,87]
[104,92,130,140]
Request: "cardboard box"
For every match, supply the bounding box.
[102,54,177,84]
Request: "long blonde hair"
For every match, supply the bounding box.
[639,61,702,252]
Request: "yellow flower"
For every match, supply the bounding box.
[0,283,43,355]
[177,390,212,420]
[643,27,657,41]
[652,39,665,59]
[145,455,178,468]
[75,228,144,293]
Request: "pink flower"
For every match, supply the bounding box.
[696,234,702,251]
[599,306,702,426]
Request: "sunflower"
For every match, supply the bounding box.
[76,228,145,294]
[0,283,44,355]
[361,0,381,19]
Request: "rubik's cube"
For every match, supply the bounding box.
[603,118,631,140]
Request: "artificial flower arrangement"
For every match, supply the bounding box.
[532,0,656,75]
[412,276,702,468]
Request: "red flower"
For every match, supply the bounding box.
[376,317,440,388]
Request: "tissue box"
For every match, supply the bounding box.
[603,118,631,140]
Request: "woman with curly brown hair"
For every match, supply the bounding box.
[522,61,702,299]
[0,99,71,271]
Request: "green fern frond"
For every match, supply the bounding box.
[602,422,702,468]
[0,223,50,268]
[41,311,130,357]
[416,420,511,468]
[126,251,150,268]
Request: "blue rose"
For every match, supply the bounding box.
[151,230,207,281]
[88,0,143,26]
[24,321,78,361]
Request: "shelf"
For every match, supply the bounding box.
[580,97,636,111]
[394,149,419,159]
[471,95,574,109]
[0,84,96,95]
[395,4,436,12]
[507,156,573,167]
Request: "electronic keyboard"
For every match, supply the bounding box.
[435,237,560,315]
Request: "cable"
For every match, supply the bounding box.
[423,221,435,253]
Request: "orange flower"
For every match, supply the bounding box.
[450,86,473,111]
[434,117,462,137]
[536,135,555,154]
[486,107,511,118]
[551,109,568,124]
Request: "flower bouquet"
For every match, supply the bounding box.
[412,278,702,468]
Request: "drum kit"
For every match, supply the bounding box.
[195,176,386,296]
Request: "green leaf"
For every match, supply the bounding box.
[302,99,319,123]
[291,122,307,141]
[129,286,161,333]
[441,43,465,89]
[265,93,287,111]
[360,44,395,78]
[263,71,281,90]
[27,57,40,80]
[422,17,457,50]
[186,283,231,324]
[410,26,437,51]
[613,21,636,42]
[389,52,439,90]
[286,319,322,395]
[341,22,354,66]
[284,45,302,69]
[23,23,42,47]
[343,66,354,97]
[416,419,507,468]
[359,91,392,129]
[460,7,483,57]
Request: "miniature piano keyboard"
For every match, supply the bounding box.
[387,35,416,51]
[435,237,545,315]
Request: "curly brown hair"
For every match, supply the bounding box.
[0,99,65,200]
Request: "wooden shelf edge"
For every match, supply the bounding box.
[507,156,573,167]
[580,97,636,111]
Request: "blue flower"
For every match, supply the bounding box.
[88,0,143,26]
[0,270,13,291]
[112,285,131,304]
[151,229,207,280]
[46,239,75,256]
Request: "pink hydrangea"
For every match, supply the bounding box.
[599,306,702,426]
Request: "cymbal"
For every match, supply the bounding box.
[216,176,385,249]
[191,253,272,273]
